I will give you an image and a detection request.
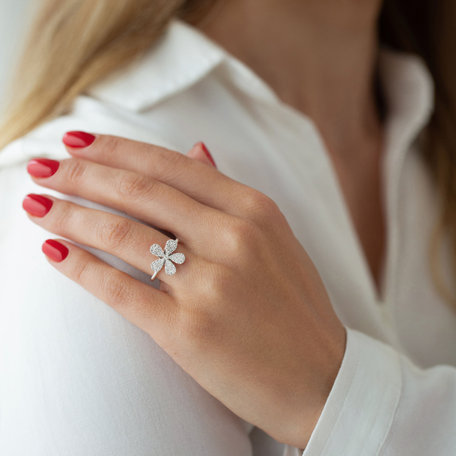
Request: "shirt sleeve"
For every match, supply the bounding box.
[283,326,456,456]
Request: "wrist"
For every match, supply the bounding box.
[286,326,347,449]
[282,391,327,449]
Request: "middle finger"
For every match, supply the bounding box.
[22,193,204,284]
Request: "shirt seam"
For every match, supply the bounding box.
[375,352,404,455]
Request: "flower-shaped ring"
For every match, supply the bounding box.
[149,238,186,280]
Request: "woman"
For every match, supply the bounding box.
[1,0,456,454]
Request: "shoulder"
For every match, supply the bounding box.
[0,97,182,172]
[0,18,221,165]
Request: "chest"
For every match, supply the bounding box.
[329,149,387,299]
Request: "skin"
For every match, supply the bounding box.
[24,136,346,449]
[22,0,387,448]
[197,0,386,294]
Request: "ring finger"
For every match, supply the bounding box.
[22,193,201,285]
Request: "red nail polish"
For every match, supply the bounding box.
[42,239,69,262]
[199,142,217,167]
[62,131,96,148]
[22,194,53,217]
[27,158,60,178]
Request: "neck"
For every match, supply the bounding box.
[194,0,384,157]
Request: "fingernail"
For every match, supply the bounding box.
[199,142,217,167]
[62,131,96,148]
[42,239,69,262]
[22,194,53,217]
[27,158,60,178]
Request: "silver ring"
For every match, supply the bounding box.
[149,238,186,280]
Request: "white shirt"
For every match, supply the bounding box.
[1,18,456,456]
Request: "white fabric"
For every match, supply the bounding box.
[1,18,456,455]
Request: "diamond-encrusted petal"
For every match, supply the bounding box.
[165,238,178,256]
[164,259,176,275]
[150,244,164,257]
[151,257,165,273]
[169,252,185,264]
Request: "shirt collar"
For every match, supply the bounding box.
[377,44,435,155]
[87,18,435,141]
[86,19,225,112]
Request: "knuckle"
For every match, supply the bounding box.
[241,189,279,220]
[154,150,188,181]
[100,135,122,159]
[117,172,153,199]
[66,159,87,186]
[101,272,131,308]
[51,200,74,234]
[176,263,231,347]
[161,148,186,167]
[203,263,235,298]
[99,217,132,248]
[72,256,92,284]
[223,218,259,256]
[177,307,214,346]
[71,253,132,310]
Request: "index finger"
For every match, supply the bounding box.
[62,131,268,218]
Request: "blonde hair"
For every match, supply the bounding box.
[1,0,455,308]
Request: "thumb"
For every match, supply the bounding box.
[187,141,217,168]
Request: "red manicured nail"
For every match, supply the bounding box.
[199,142,217,167]
[27,158,60,178]
[22,194,53,217]
[62,131,96,148]
[42,239,69,262]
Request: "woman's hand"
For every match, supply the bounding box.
[22,131,346,448]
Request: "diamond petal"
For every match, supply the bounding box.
[151,257,165,273]
[150,244,164,257]
[169,252,185,264]
[164,259,176,275]
[165,238,178,256]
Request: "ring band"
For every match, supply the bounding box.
[149,238,186,280]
